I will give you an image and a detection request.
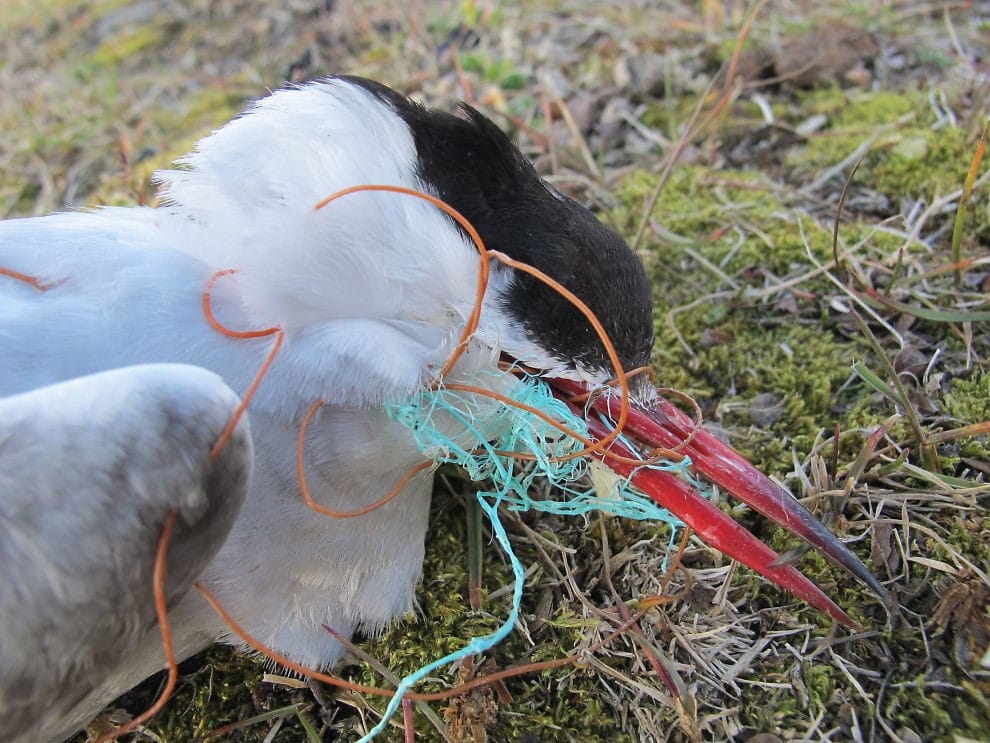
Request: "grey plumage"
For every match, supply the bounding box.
[0,365,251,743]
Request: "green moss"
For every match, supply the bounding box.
[0,0,129,35]
[943,370,990,424]
[935,371,990,463]
[802,663,836,710]
[87,22,170,69]
[788,89,989,209]
[641,98,710,141]
[613,167,843,282]
[706,35,765,67]
[331,494,644,742]
[938,516,990,569]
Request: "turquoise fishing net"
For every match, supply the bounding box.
[359,372,699,741]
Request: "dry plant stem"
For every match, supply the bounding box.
[96,511,179,743]
[466,493,484,611]
[596,513,684,703]
[832,154,867,285]
[660,527,693,593]
[926,420,990,445]
[630,78,713,253]
[631,0,767,252]
[844,414,903,489]
[320,624,452,742]
[951,117,988,285]
[202,703,310,740]
[831,423,842,485]
[541,96,558,174]
[402,699,415,743]
[851,311,940,472]
[551,93,601,180]
[449,46,477,108]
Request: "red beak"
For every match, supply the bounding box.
[548,377,890,629]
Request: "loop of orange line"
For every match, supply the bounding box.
[96,511,179,743]
[202,269,285,462]
[313,184,491,380]
[297,399,434,519]
[654,387,704,453]
[203,269,281,339]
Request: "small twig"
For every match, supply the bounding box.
[551,95,601,180]
[950,117,988,286]
[832,153,868,285]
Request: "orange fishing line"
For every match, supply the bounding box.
[3,265,185,740]
[310,185,643,465]
[296,400,434,518]
[654,387,704,453]
[202,269,281,339]
[195,581,644,703]
[441,382,683,467]
[209,330,283,462]
[488,249,632,454]
[94,181,669,733]
[202,269,286,462]
[0,267,53,291]
[87,267,288,738]
[96,511,179,743]
[4,179,678,735]
[313,184,491,381]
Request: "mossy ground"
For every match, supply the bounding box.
[2,1,988,741]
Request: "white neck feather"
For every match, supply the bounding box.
[156,79,506,406]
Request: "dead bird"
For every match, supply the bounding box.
[0,76,888,742]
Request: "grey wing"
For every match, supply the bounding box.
[0,364,252,743]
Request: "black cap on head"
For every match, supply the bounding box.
[339,76,654,380]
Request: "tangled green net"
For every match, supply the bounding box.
[361,371,700,741]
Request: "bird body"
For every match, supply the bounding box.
[2,77,651,742]
[0,76,883,743]
[1,88,488,660]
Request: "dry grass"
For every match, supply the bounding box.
[2,1,988,741]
